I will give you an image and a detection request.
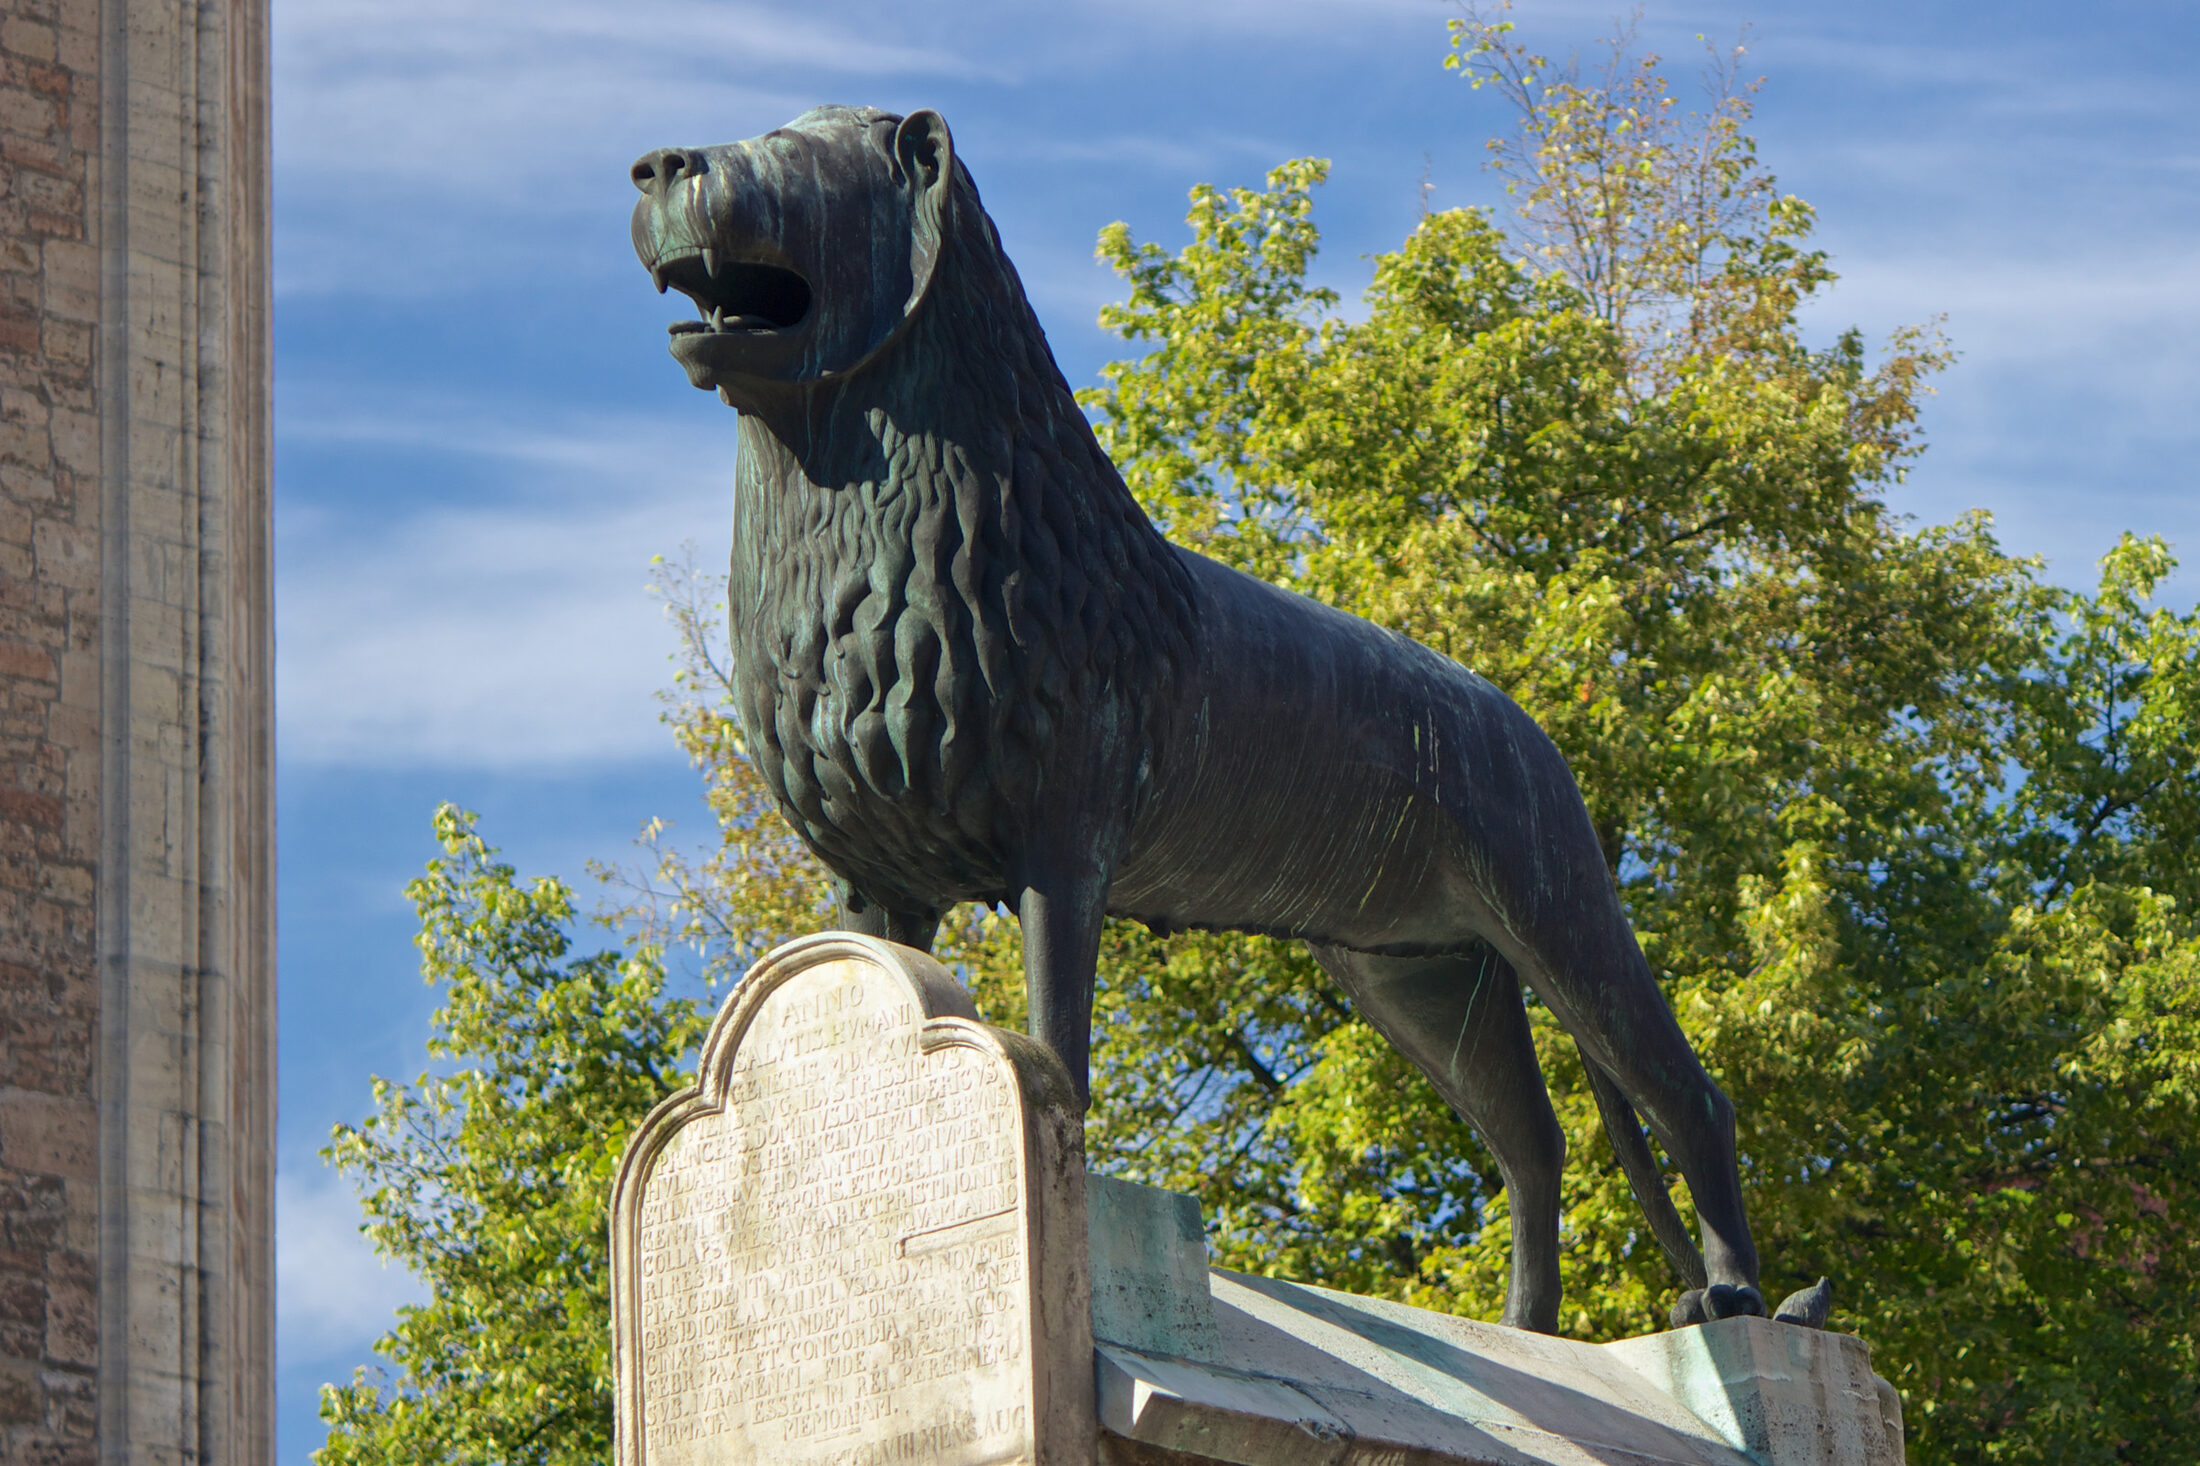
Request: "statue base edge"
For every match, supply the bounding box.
[1086,1178,1903,1466]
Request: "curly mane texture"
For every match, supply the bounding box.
[730,111,1197,912]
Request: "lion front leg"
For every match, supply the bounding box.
[1014,858,1112,1110]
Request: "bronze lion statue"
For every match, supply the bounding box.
[629,105,1773,1332]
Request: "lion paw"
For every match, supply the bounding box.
[1668,1282,1767,1329]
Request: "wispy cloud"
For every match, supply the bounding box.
[1801,250,2200,598]
[277,1170,425,1362]
[274,0,997,185]
[268,0,1474,299]
[272,0,995,297]
[280,0,986,77]
[1809,249,2200,358]
[1075,0,1447,36]
[277,403,734,770]
[1751,28,2193,123]
[982,128,1287,177]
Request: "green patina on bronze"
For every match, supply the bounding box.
[629,105,1767,1332]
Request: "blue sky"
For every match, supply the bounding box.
[270,1,2200,1457]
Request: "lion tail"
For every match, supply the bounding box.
[1580,1048,1708,1292]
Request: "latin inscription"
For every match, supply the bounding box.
[634,960,1031,1465]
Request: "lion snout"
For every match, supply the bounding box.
[631,147,706,193]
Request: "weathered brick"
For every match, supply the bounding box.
[2,22,59,66]
[35,862,85,907]
[0,1273,40,1330]
[42,407,87,472]
[0,785,60,829]
[35,318,84,362]
[0,307,37,356]
[0,89,54,137]
[51,22,89,77]
[0,1095,94,1181]
[0,1194,62,1261]
[35,243,88,324]
[0,642,53,681]
[0,387,47,427]
[40,1256,89,1368]
[21,211,76,243]
[22,1431,96,1466]
[0,1363,37,1422]
[9,174,73,218]
[26,522,85,590]
[0,133,62,178]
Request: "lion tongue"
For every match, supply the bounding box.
[706,306,777,332]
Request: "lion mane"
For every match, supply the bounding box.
[728,108,1195,914]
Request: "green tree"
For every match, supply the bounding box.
[320,11,2200,1464]
[1060,9,2200,1456]
[314,807,706,1466]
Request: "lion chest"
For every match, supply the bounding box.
[728,532,1023,907]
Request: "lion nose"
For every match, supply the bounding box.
[631,148,706,192]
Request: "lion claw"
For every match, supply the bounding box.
[1774,1277,1833,1329]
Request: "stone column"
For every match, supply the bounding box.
[0,0,274,1462]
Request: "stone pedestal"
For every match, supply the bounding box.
[611,936,1904,1466]
[1089,1182,1903,1466]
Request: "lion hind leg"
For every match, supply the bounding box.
[1311,942,1566,1334]
[1580,1047,1707,1292]
[1495,900,1764,1322]
[837,885,942,952]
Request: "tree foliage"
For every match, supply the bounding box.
[321,11,2200,1464]
[315,808,710,1466]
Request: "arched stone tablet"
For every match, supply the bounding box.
[611,933,1093,1466]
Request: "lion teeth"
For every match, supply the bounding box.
[702,247,719,278]
[652,265,668,294]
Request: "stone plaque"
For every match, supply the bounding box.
[612,933,1093,1466]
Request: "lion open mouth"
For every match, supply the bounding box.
[657,251,813,335]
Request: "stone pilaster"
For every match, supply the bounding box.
[92,0,274,1460]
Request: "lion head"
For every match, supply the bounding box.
[630,105,960,403]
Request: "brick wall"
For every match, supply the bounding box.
[0,1,102,1461]
[0,1,273,1458]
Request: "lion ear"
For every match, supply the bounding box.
[894,109,954,200]
[895,110,954,312]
